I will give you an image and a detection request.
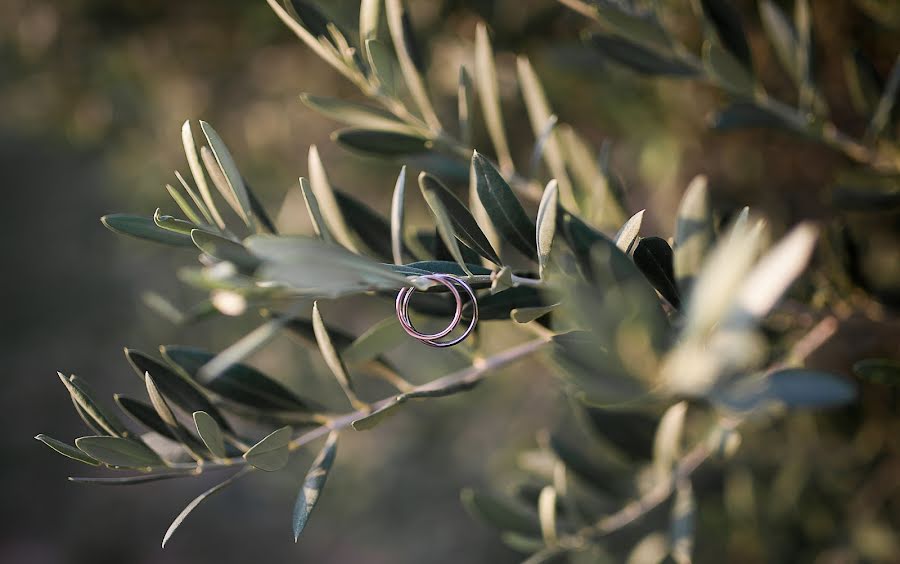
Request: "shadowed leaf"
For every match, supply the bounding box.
[293,432,338,540]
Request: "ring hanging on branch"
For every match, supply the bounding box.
[395,274,478,348]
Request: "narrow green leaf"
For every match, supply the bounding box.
[308,145,358,251]
[854,358,900,385]
[633,236,681,309]
[333,189,394,262]
[35,434,100,466]
[537,486,558,546]
[473,152,537,259]
[652,401,687,480]
[391,166,407,265]
[244,426,292,471]
[517,56,572,202]
[365,39,396,96]
[723,223,818,330]
[385,0,441,130]
[69,473,195,486]
[182,120,225,230]
[418,172,473,274]
[703,41,755,95]
[458,66,474,148]
[300,93,411,132]
[197,313,296,383]
[247,235,411,296]
[711,102,796,132]
[673,175,713,297]
[868,54,900,139]
[191,230,260,271]
[193,411,227,459]
[511,304,558,323]
[200,121,254,228]
[332,128,431,157]
[351,399,406,431]
[589,33,698,76]
[162,468,251,547]
[461,488,541,536]
[124,349,232,433]
[475,22,514,173]
[153,208,197,235]
[162,345,316,411]
[299,176,335,243]
[312,302,365,409]
[759,0,801,84]
[75,436,163,468]
[343,317,406,365]
[58,373,127,437]
[114,395,179,441]
[536,180,558,277]
[293,431,339,540]
[359,0,380,46]
[174,170,216,227]
[670,479,696,563]
[614,209,644,253]
[165,184,204,225]
[101,214,194,247]
[699,0,752,69]
[766,369,856,408]
[145,374,205,460]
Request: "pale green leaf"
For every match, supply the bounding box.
[475,23,513,173]
[385,0,440,130]
[308,145,357,251]
[313,302,365,409]
[101,214,194,247]
[244,425,292,471]
[391,166,407,265]
[162,468,251,547]
[35,434,100,466]
[75,436,163,468]
[200,121,254,228]
[673,175,713,297]
[193,411,227,459]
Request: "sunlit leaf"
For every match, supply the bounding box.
[614,210,644,254]
[391,166,407,265]
[58,373,127,437]
[300,94,412,132]
[673,175,713,297]
[385,0,441,130]
[759,0,801,84]
[537,486,558,546]
[200,121,254,228]
[308,145,358,251]
[475,23,514,173]
[536,180,559,277]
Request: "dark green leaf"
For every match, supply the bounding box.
[475,287,545,320]
[853,358,900,386]
[711,102,797,132]
[832,173,900,211]
[161,345,316,412]
[191,230,260,271]
[101,214,194,247]
[35,434,100,466]
[460,488,541,536]
[293,432,338,540]
[418,172,472,273]
[589,34,698,77]
[244,426,292,471]
[844,49,883,115]
[633,237,681,309]
[75,436,163,468]
[333,128,431,157]
[245,180,278,234]
[334,189,395,262]
[699,0,752,69]
[125,349,233,433]
[473,152,537,259]
[286,0,330,38]
[114,395,179,441]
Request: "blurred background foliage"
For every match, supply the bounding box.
[2,0,898,562]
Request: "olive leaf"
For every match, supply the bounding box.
[473,152,537,259]
[244,426,292,471]
[292,431,339,540]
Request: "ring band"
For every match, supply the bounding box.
[396,273,478,347]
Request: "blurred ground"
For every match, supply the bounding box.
[1,0,898,562]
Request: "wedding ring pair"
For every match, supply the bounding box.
[395,274,478,348]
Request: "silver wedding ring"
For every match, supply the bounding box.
[396,274,478,348]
